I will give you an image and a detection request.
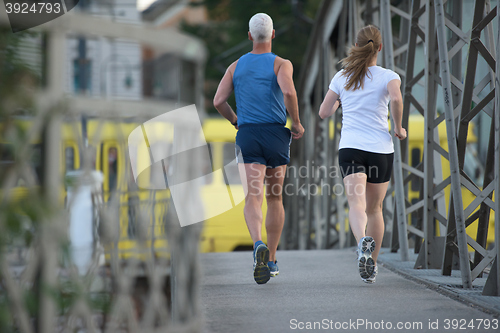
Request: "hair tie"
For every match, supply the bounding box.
[367,39,374,44]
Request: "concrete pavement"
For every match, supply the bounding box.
[200,249,498,333]
[377,250,500,317]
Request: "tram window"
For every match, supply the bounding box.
[0,143,42,185]
[463,144,484,187]
[65,147,75,172]
[222,142,239,185]
[410,198,419,226]
[31,144,42,184]
[411,148,420,168]
[0,144,14,182]
[411,148,421,192]
[108,147,118,191]
[126,155,138,238]
[0,143,14,165]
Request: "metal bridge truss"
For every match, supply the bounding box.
[284,0,500,295]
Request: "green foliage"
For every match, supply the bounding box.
[0,28,42,244]
[0,294,14,333]
[0,28,39,118]
[182,0,322,114]
[0,27,68,332]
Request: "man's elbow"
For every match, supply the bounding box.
[282,90,296,99]
[213,97,224,109]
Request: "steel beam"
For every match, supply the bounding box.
[38,29,66,333]
[290,0,344,250]
[435,0,499,291]
[391,0,423,254]
[422,0,439,270]
[380,0,410,261]
[482,0,500,296]
[495,8,500,296]
[434,0,472,288]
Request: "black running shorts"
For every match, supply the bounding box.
[338,148,394,183]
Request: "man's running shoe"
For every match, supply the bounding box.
[362,265,378,284]
[253,243,270,284]
[268,260,279,277]
[357,236,376,280]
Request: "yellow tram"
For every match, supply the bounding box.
[0,115,494,262]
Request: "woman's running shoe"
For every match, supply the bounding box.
[362,265,378,284]
[357,236,376,280]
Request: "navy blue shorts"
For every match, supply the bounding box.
[338,148,394,183]
[235,123,292,168]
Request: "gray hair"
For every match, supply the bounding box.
[249,13,273,43]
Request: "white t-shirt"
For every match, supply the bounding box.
[329,66,400,154]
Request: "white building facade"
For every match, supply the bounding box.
[67,0,143,99]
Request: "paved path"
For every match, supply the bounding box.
[200,249,498,333]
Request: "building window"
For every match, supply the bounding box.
[411,148,421,192]
[73,58,91,93]
[108,147,118,191]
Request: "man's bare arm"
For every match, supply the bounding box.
[276,58,304,139]
[213,62,238,127]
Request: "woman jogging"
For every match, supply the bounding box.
[318,25,406,283]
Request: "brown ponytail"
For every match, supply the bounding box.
[340,25,382,91]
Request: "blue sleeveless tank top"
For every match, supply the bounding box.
[232,53,287,125]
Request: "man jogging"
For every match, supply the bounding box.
[213,13,304,285]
